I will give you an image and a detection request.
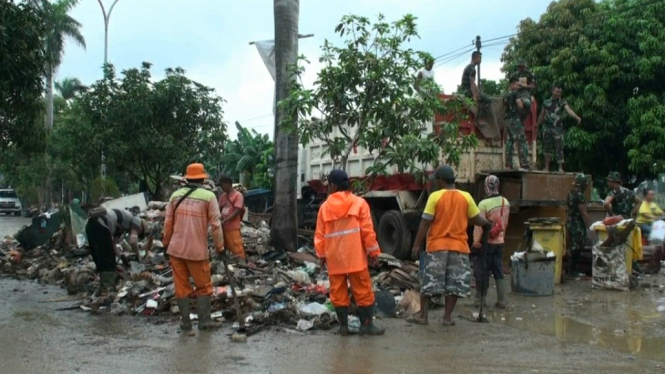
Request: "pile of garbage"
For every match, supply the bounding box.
[0,197,422,334]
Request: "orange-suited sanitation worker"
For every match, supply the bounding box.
[315,169,385,336]
[163,163,225,332]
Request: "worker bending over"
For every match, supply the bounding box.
[315,170,384,336]
[85,207,154,295]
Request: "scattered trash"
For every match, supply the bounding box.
[296,319,314,331]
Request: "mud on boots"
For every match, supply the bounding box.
[335,307,350,336]
[197,296,223,330]
[177,298,192,332]
[313,170,385,337]
[162,164,226,332]
[358,306,385,336]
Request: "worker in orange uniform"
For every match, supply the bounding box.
[163,163,225,332]
[315,169,385,336]
[218,175,246,261]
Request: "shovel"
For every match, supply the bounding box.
[221,254,247,341]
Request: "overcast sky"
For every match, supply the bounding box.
[58,0,550,140]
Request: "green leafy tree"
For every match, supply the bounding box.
[280,14,476,183]
[222,122,274,188]
[55,63,228,200]
[0,0,48,151]
[501,0,665,181]
[33,0,86,130]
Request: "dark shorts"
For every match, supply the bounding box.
[420,250,471,298]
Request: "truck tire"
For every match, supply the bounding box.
[377,210,412,260]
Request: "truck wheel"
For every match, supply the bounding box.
[377,210,412,260]
[13,212,20,217]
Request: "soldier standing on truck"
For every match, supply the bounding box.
[503,77,530,170]
[407,165,491,326]
[604,171,641,218]
[567,174,591,277]
[537,84,582,172]
[460,51,491,120]
[510,60,536,113]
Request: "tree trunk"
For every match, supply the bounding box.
[45,69,54,130]
[271,0,299,252]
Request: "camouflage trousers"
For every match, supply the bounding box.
[420,250,471,298]
[541,123,564,162]
[567,221,587,273]
[505,117,530,169]
[462,91,492,118]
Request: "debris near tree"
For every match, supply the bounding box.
[0,197,422,335]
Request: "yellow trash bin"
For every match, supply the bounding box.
[592,224,642,274]
[529,224,565,285]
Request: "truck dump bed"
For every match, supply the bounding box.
[298,94,538,197]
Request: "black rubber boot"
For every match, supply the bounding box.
[197,296,223,330]
[335,307,349,336]
[358,306,385,336]
[177,298,192,331]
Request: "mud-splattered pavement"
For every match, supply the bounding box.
[1,216,664,373]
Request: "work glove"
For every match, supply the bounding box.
[368,255,380,268]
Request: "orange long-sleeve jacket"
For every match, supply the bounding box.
[314,191,380,275]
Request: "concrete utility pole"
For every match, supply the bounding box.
[97,0,120,193]
[271,0,300,252]
[475,35,482,91]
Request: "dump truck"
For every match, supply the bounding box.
[296,94,581,260]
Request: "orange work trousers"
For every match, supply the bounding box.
[170,256,213,299]
[329,269,375,307]
[224,229,246,259]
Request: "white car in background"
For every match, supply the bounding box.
[0,189,22,216]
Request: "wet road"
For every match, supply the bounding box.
[0,216,664,373]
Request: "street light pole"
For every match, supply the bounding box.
[97,0,120,196]
[97,0,121,65]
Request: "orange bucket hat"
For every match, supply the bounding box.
[184,163,209,180]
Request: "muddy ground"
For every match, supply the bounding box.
[1,216,664,374]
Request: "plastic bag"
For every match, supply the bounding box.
[297,302,330,315]
[592,243,628,291]
[649,221,665,245]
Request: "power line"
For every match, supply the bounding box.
[434,48,475,68]
[236,113,272,123]
[433,43,474,61]
[483,34,516,43]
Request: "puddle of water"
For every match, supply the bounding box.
[490,309,665,361]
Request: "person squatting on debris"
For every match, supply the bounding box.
[163,163,225,332]
[604,171,641,219]
[510,60,536,112]
[566,174,591,276]
[636,188,663,238]
[314,169,385,336]
[460,51,492,121]
[472,175,509,309]
[85,206,154,295]
[408,166,492,326]
[537,84,581,172]
[503,76,530,170]
[218,175,246,261]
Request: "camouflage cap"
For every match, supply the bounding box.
[607,171,622,183]
[517,60,526,67]
[574,173,589,186]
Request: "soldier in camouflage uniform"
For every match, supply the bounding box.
[538,84,582,172]
[503,77,530,170]
[604,172,641,218]
[566,174,591,276]
[510,60,536,112]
